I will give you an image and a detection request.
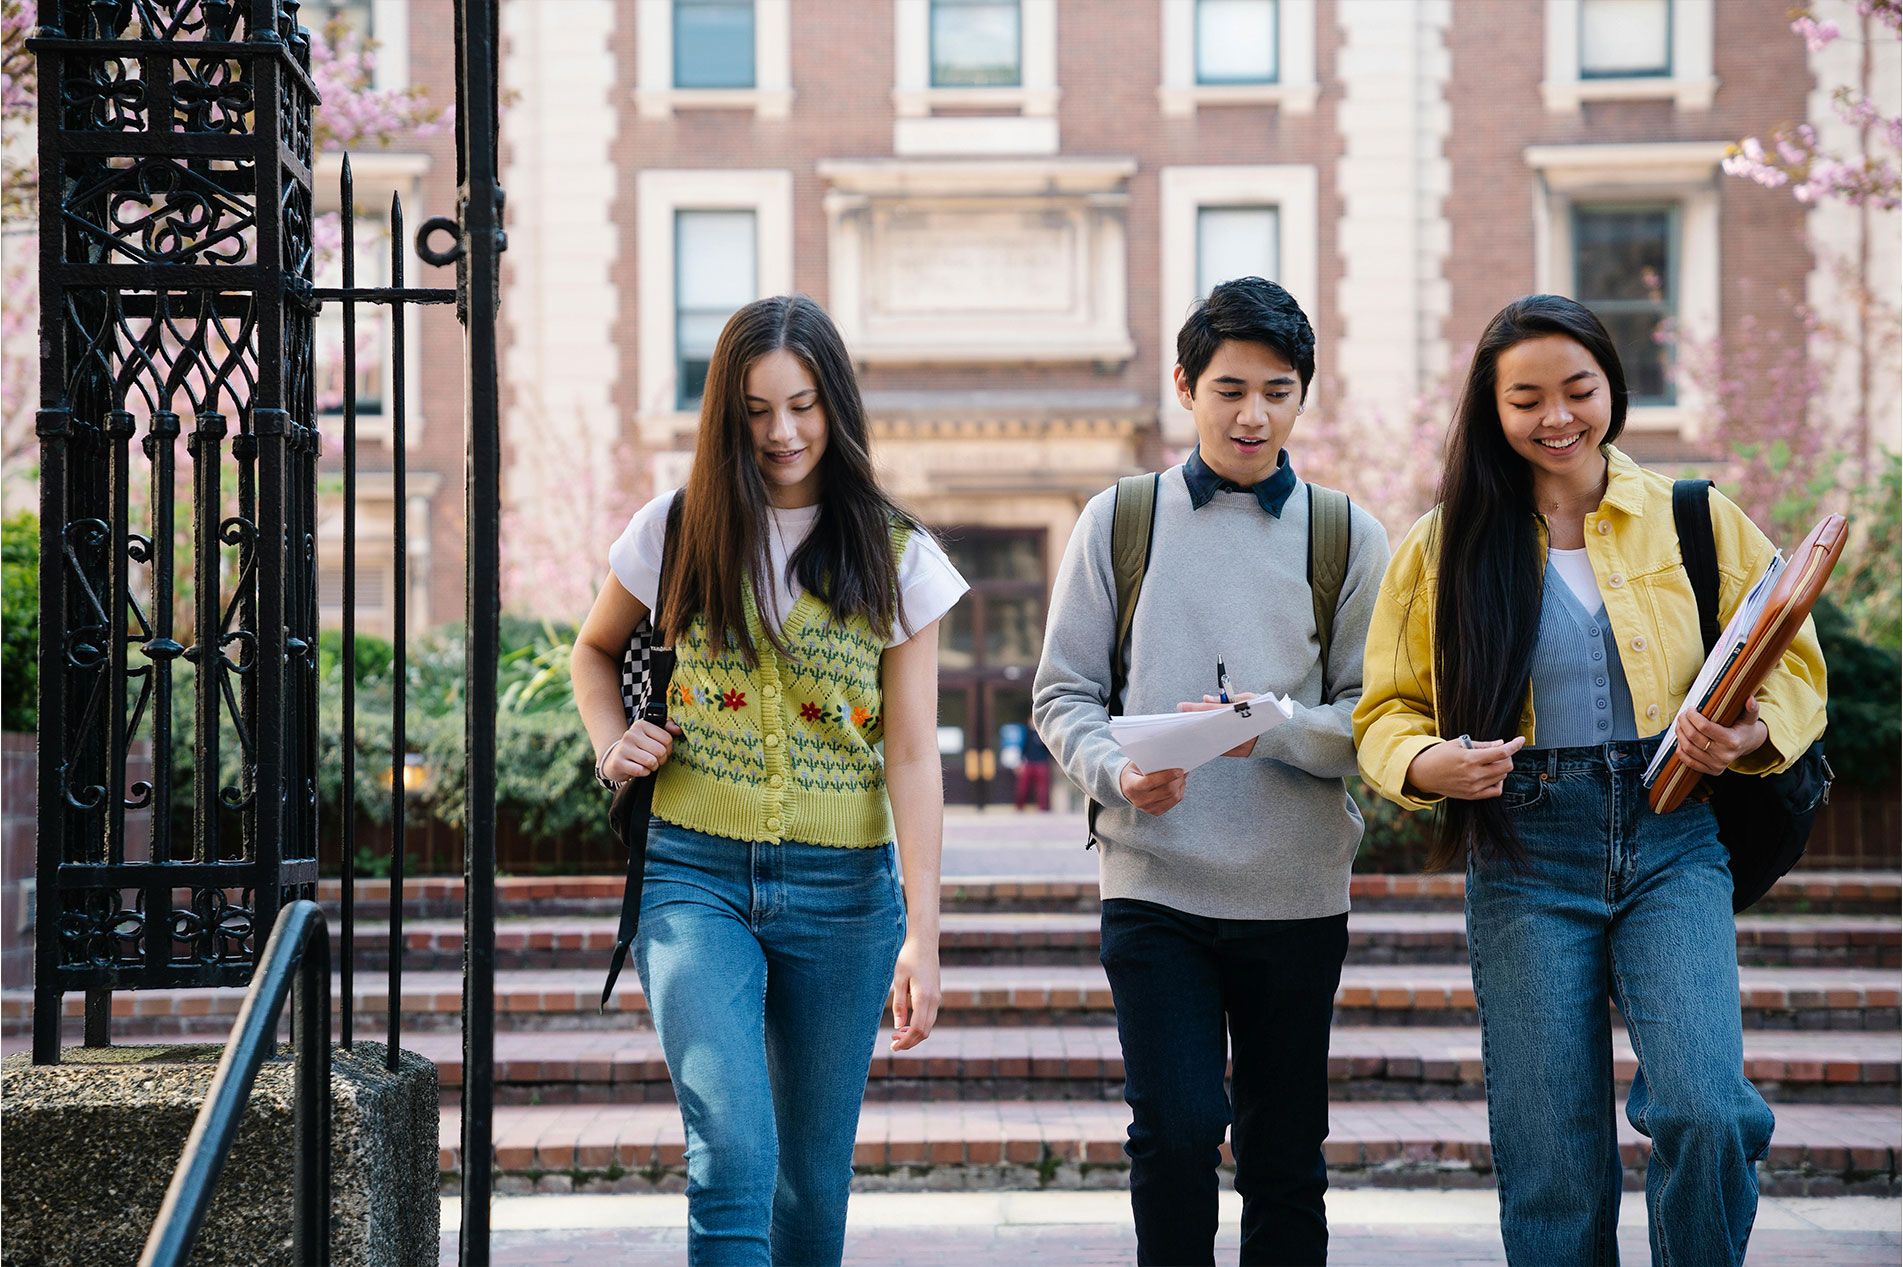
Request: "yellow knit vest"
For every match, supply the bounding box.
[651,525,910,847]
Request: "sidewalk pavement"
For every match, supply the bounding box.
[438,1191,1903,1266]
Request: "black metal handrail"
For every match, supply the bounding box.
[138,900,333,1267]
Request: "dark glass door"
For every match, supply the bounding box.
[934,527,1046,807]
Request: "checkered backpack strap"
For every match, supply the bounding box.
[620,495,687,724]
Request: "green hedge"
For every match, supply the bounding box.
[2,512,36,734]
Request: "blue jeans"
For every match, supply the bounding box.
[1467,739,1774,1266]
[635,821,905,1267]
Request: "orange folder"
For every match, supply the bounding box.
[1647,513,1848,814]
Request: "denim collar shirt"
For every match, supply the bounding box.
[1184,446,1299,517]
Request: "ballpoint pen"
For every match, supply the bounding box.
[1217,657,1233,704]
[1457,734,1474,749]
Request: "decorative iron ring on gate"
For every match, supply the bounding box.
[415,216,464,267]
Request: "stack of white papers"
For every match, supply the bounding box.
[1109,692,1297,774]
[1643,552,1784,786]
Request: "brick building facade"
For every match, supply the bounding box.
[334,0,1899,805]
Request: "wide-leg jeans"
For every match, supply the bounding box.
[635,820,905,1267]
[1468,739,1774,1266]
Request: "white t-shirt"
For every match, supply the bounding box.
[1548,546,1605,614]
[608,489,969,646]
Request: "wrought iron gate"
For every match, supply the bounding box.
[30,0,505,1258]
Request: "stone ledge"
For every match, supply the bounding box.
[1,1042,437,1266]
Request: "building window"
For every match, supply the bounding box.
[1196,0,1277,85]
[1572,204,1676,406]
[304,0,373,40]
[675,209,757,409]
[674,0,756,90]
[1579,0,1670,78]
[1196,206,1279,296]
[315,212,390,421]
[931,0,1021,87]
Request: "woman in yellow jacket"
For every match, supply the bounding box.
[1354,295,1825,1267]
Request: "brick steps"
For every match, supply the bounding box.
[315,870,1903,919]
[353,911,1901,972]
[16,963,1896,1036]
[434,1098,1901,1198]
[403,1025,1900,1106]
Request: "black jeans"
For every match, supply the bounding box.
[1100,898,1350,1267]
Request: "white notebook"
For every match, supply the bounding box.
[1109,691,1297,775]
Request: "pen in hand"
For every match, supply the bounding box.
[1457,734,1474,750]
[1217,657,1233,705]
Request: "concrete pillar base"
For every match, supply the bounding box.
[0,1041,438,1266]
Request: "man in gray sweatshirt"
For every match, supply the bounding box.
[1033,278,1390,1266]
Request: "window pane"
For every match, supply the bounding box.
[305,0,373,42]
[315,213,389,415]
[1580,0,1670,77]
[1197,206,1278,297]
[675,0,756,89]
[940,531,1043,583]
[983,595,1044,668]
[676,210,756,408]
[1574,206,1675,405]
[1573,207,1671,302]
[1196,0,1277,84]
[932,0,1021,87]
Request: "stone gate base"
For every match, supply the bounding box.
[1,1042,437,1266]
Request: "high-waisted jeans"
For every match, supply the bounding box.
[635,820,905,1266]
[1467,739,1773,1266]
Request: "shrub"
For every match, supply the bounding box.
[1812,595,1901,789]
[1,511,34,733]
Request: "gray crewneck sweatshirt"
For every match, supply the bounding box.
[1032,467,1391,920]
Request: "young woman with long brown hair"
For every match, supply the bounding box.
[1354,294,1826,1265]
[571,294,967,1266]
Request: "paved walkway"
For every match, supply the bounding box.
[438,1191,1903,1265]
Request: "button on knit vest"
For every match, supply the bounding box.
[652,524,910,848]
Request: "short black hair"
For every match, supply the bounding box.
[1175,277,1317,401]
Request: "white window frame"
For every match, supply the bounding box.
[316,471,443,634]
[1526,142,1726,436]
[1160,0,1317,117]
[635,0,793,120]
[635,170,794,442]
[313,151,431,452]
[1158,165,1319,442]
[893,0,1059,156]
[1541,0,1716,112]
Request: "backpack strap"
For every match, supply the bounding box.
[1088,472,1160,848]
[1672,479,1722,655]
[1306,484,1352,696]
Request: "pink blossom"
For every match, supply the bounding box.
[1792,16,1842,51]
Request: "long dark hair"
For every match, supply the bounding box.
[1426,294,1629,870]
[661,294,917,662]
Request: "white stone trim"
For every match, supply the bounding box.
[1540,0,1717,112]
[634,0,795,120]
[892,0,1060,154]
[1803,0,1902,454]
[1157,0,1319,118]
[635,169,795,441]
[501,0,623,556]
[1157,164,1320,442]
[1335,0,1451,424]
[370,0,408,92]
[1526,143,1721,436]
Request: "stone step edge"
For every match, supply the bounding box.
[359,916,1901,954]
[17,976,1898,1021]
[315,871,1902,906]
[403,1029,1899,1091]
[433,1100,1902,1183]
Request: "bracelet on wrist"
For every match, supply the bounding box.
[594,740,620,791]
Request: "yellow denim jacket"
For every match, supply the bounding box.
[1354,446,1829,810]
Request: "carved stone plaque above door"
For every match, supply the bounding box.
[819,159,1136,366]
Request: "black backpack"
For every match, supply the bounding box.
[1671,480,1833,913]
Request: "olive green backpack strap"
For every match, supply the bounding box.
[1306,484,1352,698]
[1087,472,1160,848]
